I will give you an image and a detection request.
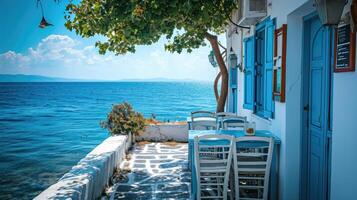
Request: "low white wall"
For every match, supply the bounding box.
[35,135,131,200]
[136,123,188,142]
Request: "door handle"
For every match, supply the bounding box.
[304,104,309,111]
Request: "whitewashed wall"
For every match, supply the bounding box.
[226,1,325,199]
[331,59,357,200]
[284,2,316,199]
[35,135,131,200]
[136,124,188,142]
[330,2,357,199]
[228,0,357,199]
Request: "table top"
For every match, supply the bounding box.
[188,129,281,144]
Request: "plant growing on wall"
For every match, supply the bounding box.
[101,102,146,137]
[64,0,238,112]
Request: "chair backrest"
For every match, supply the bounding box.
[216,112,237,118]
[191,111,216,130]
[216,112,237,129]
[233,136,275,200]
[194,134,234,200]
[221,116,247,130]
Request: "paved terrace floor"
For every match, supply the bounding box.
[110,142,191,200]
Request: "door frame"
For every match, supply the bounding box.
[300,12,333,200]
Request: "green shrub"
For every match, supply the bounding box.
[101,102,146,136]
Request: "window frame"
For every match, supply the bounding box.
[273,24,287,102]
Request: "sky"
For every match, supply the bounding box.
[0,0,223,81]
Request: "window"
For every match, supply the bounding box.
[243,18,275,118]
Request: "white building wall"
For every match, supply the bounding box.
[331,60,357,200]
[284,2,315,199]
[227,1,310,199]
[330,3,357,199]
[226,0,356,199]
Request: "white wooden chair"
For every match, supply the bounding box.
[216,112,237,130]
[191,111,217,130]
[194,134,234,200]
[221,116,247,131]
[233,137,275,200]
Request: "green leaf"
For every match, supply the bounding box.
[64,0,238,55]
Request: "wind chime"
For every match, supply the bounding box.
[37,0,53,28]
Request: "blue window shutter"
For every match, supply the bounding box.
[243,36,255,110]
[263,19,275,118]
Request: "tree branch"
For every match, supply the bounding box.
[205,32,228,112]
[214,72,222,102]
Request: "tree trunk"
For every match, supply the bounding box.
[214,71,221,102]
[205,32,228,112]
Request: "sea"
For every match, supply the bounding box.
[0,82,216,199]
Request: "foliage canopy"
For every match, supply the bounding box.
[65,0,238,55]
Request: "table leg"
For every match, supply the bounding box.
[269,144,280,200]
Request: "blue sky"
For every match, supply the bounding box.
[0,0,222,81]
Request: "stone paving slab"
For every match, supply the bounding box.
[110,142,190,200]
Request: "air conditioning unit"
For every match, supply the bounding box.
[237,0,267,26]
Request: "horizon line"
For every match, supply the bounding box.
[0,74,213,83]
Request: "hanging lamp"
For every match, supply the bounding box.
[37,0,53,28]
[314,0,347,25]
[208,50,218,68]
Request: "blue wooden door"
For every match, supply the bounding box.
[304,15,331,200]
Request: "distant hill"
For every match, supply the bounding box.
[0,74,207,83]
[119,78,202,82]
[0,74,77,82]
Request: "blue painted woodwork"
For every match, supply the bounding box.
[303,14,332,200]
[326,27,334,200]
[230,66,238,113]
[232,88,237,113]
[243,36,255,110]
[256,27,265,115]
[188,129,281,200]
[230,67,237,87]
[243,18,275,118]
[263,19,275,118]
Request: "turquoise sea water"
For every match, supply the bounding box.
[0,82,216,199]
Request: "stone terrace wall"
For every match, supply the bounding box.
[136,123,188,142]
[35,123,189,199]
[35,135,131,200]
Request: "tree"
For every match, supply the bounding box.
[101,102,146,136]
[65,0,238,112]
[101,102,146,144]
